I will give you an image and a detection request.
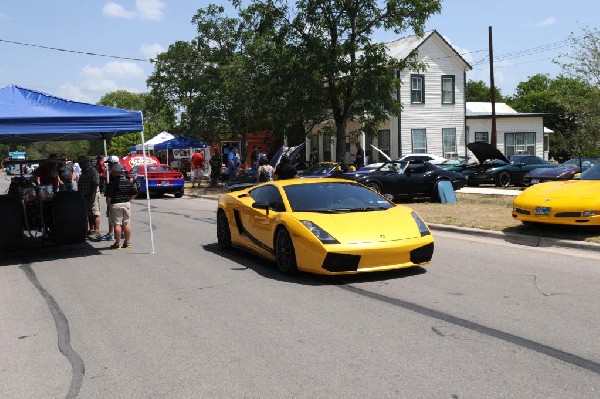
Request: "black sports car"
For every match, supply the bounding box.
[335,160,466,202]
[458,142,560,187]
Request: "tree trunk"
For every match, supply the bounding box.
[335,119,346,162]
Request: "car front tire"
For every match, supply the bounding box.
[496,171,511,187]
[216,209,232,249]
[275,227,299,275]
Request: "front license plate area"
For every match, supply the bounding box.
[535,207,551,215]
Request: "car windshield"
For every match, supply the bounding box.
[579,165,600,180]
[146,165,173,172]
[564,158,598,168]
[283,182,393,212]
[378,161,409,173]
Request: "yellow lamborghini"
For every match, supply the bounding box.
[512,164,600,226]
[216,178,434,275]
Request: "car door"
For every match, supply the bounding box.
[238,185,284,254]
[373,162,407,195]
[401,163,433,195]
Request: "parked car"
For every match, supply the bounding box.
[335,160,466,202]
[438,156,478,171]
[216,178,434,275]
[522,157,600,185]
[397,153,447,165]
[130,164,185,198]
[297,162,357,177]
[462,142,560,187]
[512,164,600,226]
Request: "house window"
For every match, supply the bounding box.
[411,74,425,104]
[543,135,549,152]
[411,129,427,153]
[474,132,489,143]
[323,134,332,161]
[377,130,391,162]
[442,128,457,158]
[505,132,536,157]
[441,75,455,104]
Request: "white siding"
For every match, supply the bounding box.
[392,34,467,159]
[466,116,546,157]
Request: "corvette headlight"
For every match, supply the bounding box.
[300,220,340,244]
[411,211,431,236]
[583,211,599,217]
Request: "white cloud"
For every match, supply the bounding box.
[442,35,474,64]
[136,0,166,21]
[140,43,165,59]
[536,17,557,27]
[103,2,136,19]
[82,61,145,80]
[57,84,93,103]
[102,0,165,21]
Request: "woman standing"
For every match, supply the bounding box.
[256,156,274,183]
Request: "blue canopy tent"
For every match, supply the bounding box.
[0,85,157,253]
[0,85,143,142]
[153,135,207,150]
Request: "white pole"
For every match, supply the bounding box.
[141,130,155,254]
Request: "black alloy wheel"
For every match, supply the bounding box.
[216,209,232,249]
[496,171,511,187]
[275,228,299,275]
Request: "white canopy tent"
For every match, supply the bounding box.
[134,131,174,152]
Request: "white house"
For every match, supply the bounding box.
[466,102,552,160]
[308,30,472,164]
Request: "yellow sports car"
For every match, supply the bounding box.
[512,164,600,226]
[216,178,434,275]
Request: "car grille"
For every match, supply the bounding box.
[514,208,531,215]
[322,253,360,272]
[555,212,582,217]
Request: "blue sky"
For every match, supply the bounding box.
[0,0,598,104]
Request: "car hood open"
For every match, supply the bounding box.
[467,142,510,164]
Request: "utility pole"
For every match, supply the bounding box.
[489,26,497,147]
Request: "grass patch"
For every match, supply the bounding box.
[408,193,600,244]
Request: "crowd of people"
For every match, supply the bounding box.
[27,153,138,249]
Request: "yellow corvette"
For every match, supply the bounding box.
[216,178,434,275]
[512,164,600,226]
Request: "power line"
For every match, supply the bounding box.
[0,38,151,63]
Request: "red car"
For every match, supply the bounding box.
[130,164,185,198]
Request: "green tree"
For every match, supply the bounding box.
[97,90,175,157]
[466,80,505,102]
[553,26,600,156]
[237,0,442,159]
[510,73,599,159]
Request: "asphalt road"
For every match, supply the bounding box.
[1,175,600,398]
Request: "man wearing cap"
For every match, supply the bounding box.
[77,155,102,240]
[104,163,138,249]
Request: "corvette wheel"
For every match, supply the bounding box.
[174,189,184,198]
[216,210,232,249]
[496,171,511,187]
[275,228,299,275]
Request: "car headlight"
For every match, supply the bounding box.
[300,220,340,244]
[583,211,600,217]
[411,211,431,236]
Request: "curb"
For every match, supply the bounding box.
[428,223,600,253]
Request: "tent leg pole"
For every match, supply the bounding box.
[141,130,155,254]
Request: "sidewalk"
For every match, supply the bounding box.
[457,186,522,196]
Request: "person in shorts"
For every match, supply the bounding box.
[104,163,139,249]
[190,149,205,188]
[77,156,102,240]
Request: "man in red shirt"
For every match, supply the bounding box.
[190,149,205,188]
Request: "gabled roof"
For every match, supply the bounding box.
[0,85,143,143]
[385,30,472,71]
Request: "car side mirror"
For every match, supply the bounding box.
[252,200,270,215]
